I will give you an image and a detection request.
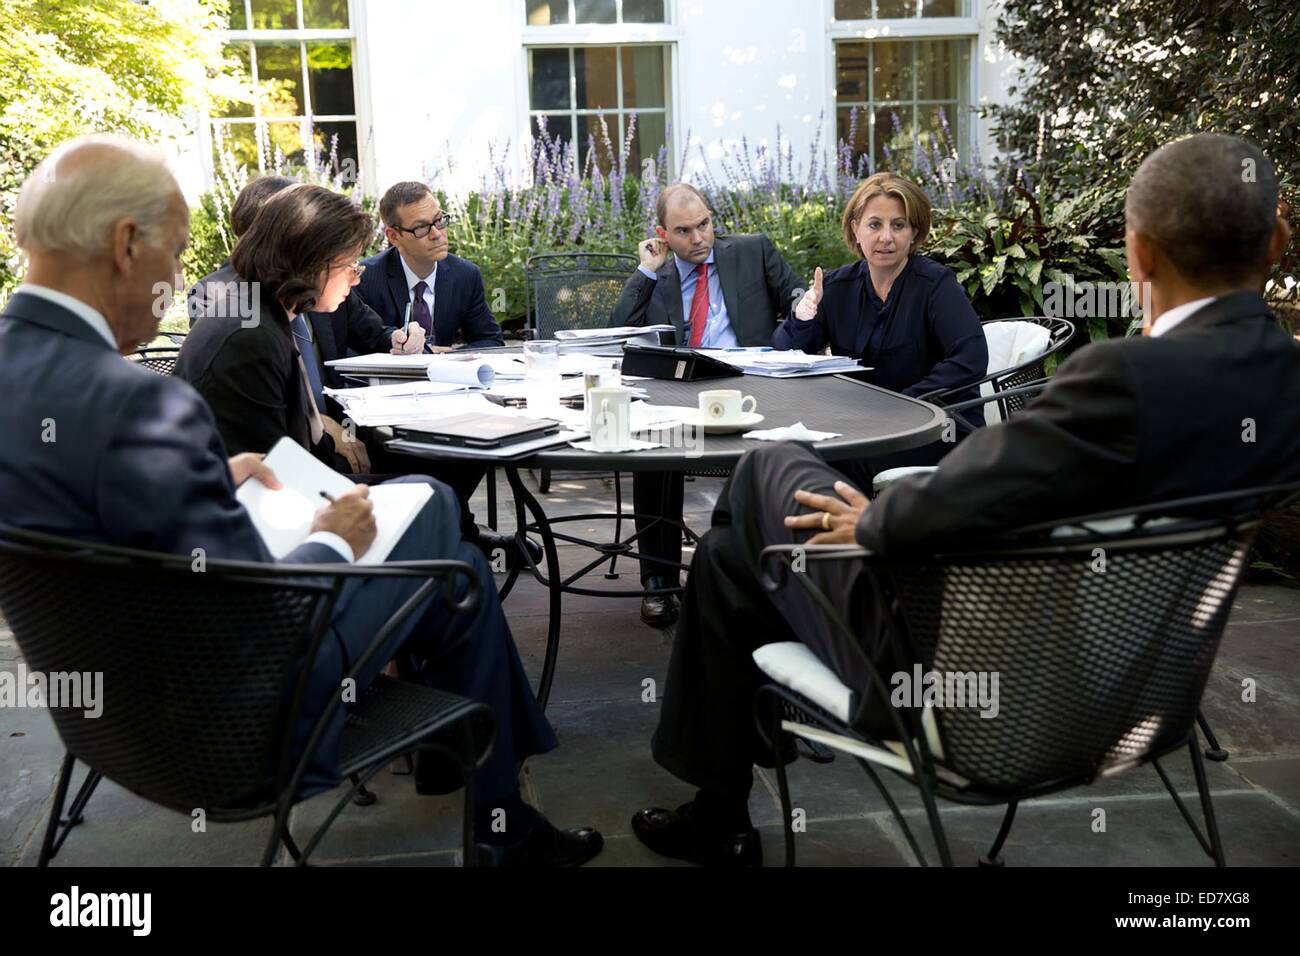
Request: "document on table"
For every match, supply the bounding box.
[696,348,866,377]
[553,324,674,340]
[328,391,505,427]
[327,353,497,387]
[235,437,431,564]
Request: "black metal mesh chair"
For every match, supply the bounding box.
[756,482,1300,867]
[523,253,639,510]
[919,317,1074,422]
[130,346,183,376]
[0,526,495,867]
[523,252,638,341]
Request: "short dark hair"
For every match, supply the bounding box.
[656,182,711,227]
[1126,134,1278,286]
[231,183,372,315]
[229,175,295,238]
[379,181,434,228]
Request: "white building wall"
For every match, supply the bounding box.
[179,0,1020,201]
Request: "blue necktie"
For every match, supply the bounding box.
[290,314,326,409]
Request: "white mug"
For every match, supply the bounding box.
[699,389,757,425]
[588,386,632,450]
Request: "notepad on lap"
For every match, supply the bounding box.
[235,437,432,565]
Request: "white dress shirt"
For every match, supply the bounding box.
[18,283,118,349]
[17,284,355,563]
[399,253,437,322]
[1149,296,1217,338]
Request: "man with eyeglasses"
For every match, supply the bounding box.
[356,181,504,350]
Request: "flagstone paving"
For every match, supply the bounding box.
[2,472,1297,866]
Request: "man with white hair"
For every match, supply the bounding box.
[0,135,604,866]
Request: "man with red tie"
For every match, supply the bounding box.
[611,184,804,627]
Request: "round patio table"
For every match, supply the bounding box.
[389,372,945,709]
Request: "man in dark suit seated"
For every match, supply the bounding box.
[611,183,805,628]
[184,176,530,564]
[630,134,1300,866]
[355,181,504,350]
[0,135,602,865]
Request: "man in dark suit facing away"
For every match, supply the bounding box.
[610,182,805,628]
[630,134,1300,866]
[355,181,504,350]
[0,136,602,866]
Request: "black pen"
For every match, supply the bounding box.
[319,491,336,504]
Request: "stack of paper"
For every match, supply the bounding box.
[236,437,432,564]
[696,348,867,377]
[325,352,498,386]
[551,324,674,352]
[324,387,507,427]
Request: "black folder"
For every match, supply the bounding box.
[620,344,743,381]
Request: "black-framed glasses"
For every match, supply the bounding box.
[393,212,452,238]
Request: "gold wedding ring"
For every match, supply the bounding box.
[821,512,831,531]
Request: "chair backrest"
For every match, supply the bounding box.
[131,346,182,376]
[877,486,1293,794]
[524,253,638,340]
[0,527,337,814]
[979,317,1074,422]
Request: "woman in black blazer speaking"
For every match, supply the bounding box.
[775,172,987,413]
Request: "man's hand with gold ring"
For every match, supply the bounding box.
[783,481,871,546]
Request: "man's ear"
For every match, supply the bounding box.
[1126,228,1157,283]
[1266,214,1292,269]
[383,224,399,247]
[108,219,136,274]
[654,225,667,241]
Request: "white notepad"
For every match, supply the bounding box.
[236,437,432,564]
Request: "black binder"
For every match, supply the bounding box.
[620,344,743,381]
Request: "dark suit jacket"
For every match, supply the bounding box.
[0,290,341,567]
[356,246,503,349]
[610,234,804,347]
[0,290,431,791]
[774,255,988,407]
[860,292,1300,553]
[176,279,342,469]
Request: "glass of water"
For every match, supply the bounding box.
[523,339,561,416]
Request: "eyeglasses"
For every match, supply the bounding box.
[329,258,366,279]
[393,212,453,238]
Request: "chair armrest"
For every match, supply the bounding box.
[274,558,481,809]
[759,543,871,592]
[938,379,1050,416]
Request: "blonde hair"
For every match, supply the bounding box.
[14,134,178,257]
[842,172,932,258]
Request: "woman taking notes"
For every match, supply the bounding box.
[775,172,987,414]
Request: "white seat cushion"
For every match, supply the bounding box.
[979,321,1052,424]
[872,464,938,495]
[752,642,853,722]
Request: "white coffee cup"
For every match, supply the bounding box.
[698,389,757,425]
[588,386,632,450]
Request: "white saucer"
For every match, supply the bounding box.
[692,411,765,434]
[631,406,766,434]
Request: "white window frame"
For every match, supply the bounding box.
[520,0,680,180]
[825,0,981,178]
[205,0,372,189]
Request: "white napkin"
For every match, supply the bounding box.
[567,437,666,453]
[743,421,842,442]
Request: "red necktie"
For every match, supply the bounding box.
[687,261,710,348]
